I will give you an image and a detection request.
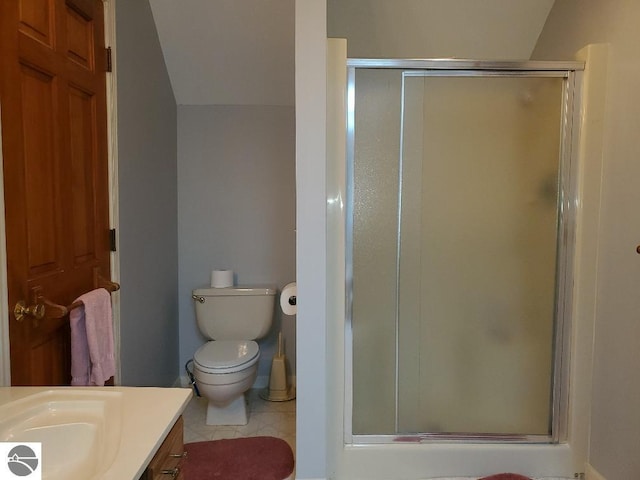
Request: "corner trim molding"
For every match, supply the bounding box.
[0,102,10,387]
[103,0,122,385]
[586,463,607,480]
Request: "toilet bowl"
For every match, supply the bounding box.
[191,286,275,426]
[193,340,260,425]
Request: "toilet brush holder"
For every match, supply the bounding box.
[260,332,296,402]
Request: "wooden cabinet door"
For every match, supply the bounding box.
[142,417,186,480]
[0,0,111,385]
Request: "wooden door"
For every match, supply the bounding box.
[0,0,112,385]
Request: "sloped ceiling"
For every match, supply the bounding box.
[149,0,295,106]
[328,0,557,60]
[149,0,555,106]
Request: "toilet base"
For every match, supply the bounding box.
[206,394,248,426]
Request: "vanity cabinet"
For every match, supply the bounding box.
[140,416,186,480]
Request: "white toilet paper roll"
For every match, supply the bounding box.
[280,282,297,315]
[211,269,234,288]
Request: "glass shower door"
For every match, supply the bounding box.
[348,64,578,440]
[397,74,564,435]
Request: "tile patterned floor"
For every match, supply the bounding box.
[182,388,296,456]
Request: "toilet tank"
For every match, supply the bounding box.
[192,286,276,340]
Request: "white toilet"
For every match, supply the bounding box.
[191,286,276,426]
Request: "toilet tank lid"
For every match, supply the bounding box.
[193,285,276,297]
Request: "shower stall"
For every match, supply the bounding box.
[345,60,583,444]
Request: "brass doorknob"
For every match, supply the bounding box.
[14,300,45,322]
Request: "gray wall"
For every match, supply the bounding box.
[116,0,179,386]
[177,105,296,382]
[533,2,640,479]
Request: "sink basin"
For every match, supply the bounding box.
[0,389,123,480]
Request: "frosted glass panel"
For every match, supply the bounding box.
[350,69,566,436]
[351,69,401,434]
[397,75,563,435]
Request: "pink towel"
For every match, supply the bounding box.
[70,288,115,386]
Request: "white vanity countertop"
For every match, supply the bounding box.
[0,386,192,480]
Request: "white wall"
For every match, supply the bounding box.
[295,1,329,478]
[326,37,348,480]
[177,105,296,382]
[533,3,640,479]
[327,0,554,59]
[116,0,179,386]
[0,102,9,386]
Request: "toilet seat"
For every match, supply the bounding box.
[194,340,259,374]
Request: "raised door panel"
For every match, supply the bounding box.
[68,86,98,265]
[18,0,56,47]
[29,326,70,385]
[20,64,63,277]
[65,3,94,71]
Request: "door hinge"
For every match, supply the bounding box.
[106,46,112,72]
[109,228,117,252]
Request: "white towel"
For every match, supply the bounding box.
[69,288,115,386]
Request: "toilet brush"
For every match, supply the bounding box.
[260,332,296,402]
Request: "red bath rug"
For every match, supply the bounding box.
[479,474,533,480]
[182,436,294,480]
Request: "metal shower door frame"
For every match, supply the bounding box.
[344,59,584,445]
